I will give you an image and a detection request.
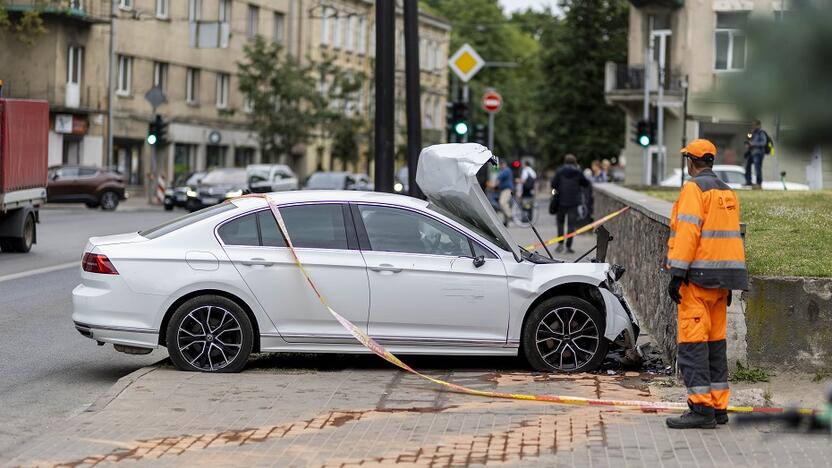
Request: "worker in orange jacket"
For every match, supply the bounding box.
[665,139,749,429]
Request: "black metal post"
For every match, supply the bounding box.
[403,0,423,198]
[374,0,395,193]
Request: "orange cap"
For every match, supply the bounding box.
[681,139,717,159]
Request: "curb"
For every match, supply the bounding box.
[85,360,165,413]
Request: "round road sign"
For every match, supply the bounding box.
[482,90,502,113]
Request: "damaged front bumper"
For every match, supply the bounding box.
[599,271,640,354]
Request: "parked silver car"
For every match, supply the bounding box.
[247,164,299,193]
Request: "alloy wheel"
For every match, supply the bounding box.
[535,306,600,371]
[177,306,243,371]
[100,192,118,211]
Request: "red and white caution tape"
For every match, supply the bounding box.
[252,194,809,416]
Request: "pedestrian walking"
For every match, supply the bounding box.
[550,154,589,253]
[520,160,537,198]
[665,139,749,429]
[744,119,770,186]
[584,160,606,183]
[496,160,514,226]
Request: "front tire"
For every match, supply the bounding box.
[99,191,119,211]
[166,295,253,373]
[522,296,607,373]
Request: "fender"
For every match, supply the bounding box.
[0,206,37,240]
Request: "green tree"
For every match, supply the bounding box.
[237,37,321,164]
[0,0,64,44]
[537,0,628,166]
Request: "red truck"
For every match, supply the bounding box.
[0,98,48,253]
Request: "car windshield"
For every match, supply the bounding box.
[306,173,346,189]
[139,203,236,239]
[185,172,205,186]
[201,169,247,185]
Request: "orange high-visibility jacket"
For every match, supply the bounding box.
[667,169,749,290]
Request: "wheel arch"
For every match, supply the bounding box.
[158,289,261,352]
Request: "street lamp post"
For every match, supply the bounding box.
[403,0,423,198]
[373,0,395,193]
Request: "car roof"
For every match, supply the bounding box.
[230,190,429,210]
[247,164,291,170]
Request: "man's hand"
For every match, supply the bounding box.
[668,276,685,305]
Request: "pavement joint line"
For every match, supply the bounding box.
[0,261,78,283]
[85,361,165,413]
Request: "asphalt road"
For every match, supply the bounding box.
[0,204,179,457]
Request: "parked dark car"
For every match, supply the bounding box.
[186,168,249,212]
[46,165,127,211]
[164,171,206,211]
[303,172,373,190]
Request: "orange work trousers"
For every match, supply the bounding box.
[676,282,730,416]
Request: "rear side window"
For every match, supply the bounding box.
[218,204,348,250]
[140,203,236,239]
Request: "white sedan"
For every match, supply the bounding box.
[73,144,639,373]
[659,164,809,190]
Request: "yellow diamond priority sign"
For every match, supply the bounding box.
[448,43,485,83]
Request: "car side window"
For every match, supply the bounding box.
[78,167,98,177]
[471,240,497,259]
[57,167,79,179]
[257,204,348,250]
[721,171,746,185]
[217,213,260,246]
[358,205,471,257]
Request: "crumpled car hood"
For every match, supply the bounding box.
[416,143,522,262]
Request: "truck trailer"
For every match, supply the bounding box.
[0,99,49,253]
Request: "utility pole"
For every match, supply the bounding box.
[653,28,671,184]
[642,16,653,185]
[403,0,422,198]
[373,0,395,193]
[106,0,117,169]
[680,75,689,188]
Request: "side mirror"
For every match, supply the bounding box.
[472,256,485,268]
[51,173,60,181]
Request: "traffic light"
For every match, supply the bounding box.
[450,102,470,139]
[634,119,654,147]
[147,114,167,146]
[472,124,487,146]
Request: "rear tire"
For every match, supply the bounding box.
[166,295,253,373]
[522,296,607,373]
[99,191,119,211]
[6,214,35,253]
[163,203,174,211]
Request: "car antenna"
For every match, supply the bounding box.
[529,223,554,260]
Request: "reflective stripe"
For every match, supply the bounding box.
[668,259,690,269]
[700,230,742,239]
[711,382,730,390]
[690,260,746,269]
[687,385,711,395]
[676,213,702,226]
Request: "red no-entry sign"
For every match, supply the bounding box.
[481,90,502,113]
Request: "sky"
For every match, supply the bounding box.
[498,0,560,14]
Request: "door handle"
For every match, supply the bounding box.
[241,257,274,267]
[369,263,402,273]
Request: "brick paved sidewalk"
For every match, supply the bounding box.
[6,356,830,467]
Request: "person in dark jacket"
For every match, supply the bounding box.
[551,154,590,253]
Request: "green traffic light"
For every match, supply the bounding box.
[638,135,650,147]
[453,121,469,136]
[147,134,158,145]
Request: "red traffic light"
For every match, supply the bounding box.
[512,160,520,168]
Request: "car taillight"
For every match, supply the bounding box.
[82,252,119,275]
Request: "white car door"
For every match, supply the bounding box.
[354,204,510,345]
[219,203,370,341]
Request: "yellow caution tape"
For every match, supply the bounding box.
[523,206,630,251]
[249,194,810,416]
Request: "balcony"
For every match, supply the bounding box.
[629,0,683,8]
[2,0,109,23]
[604,62,684,111]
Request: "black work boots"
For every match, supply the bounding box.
[666,410,717,429]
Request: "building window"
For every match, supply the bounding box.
[715,12,748,71]
[216,73,229,109]
[69,0,83,10]
[116,55,132,96]
[186,67,200,104]
[219,0,231,23]
[332,9,341,49]
[243,95,254,113]
[273,12,285,44]
[357,16,366,55]
[155,0,168,18]
[118,0,132,11]
[345,15,355,52]
[67,46,83,85]
[152,62,167,91]
[188,0,201,22]
[247,4,259,38]
[320,7,329,45]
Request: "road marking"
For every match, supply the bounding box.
[0,261,78,283]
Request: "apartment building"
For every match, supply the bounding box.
[1,0,450,191]
[606,0,830,188]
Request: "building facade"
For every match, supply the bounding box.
[1,0,450,192]
[606,0,831,188]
